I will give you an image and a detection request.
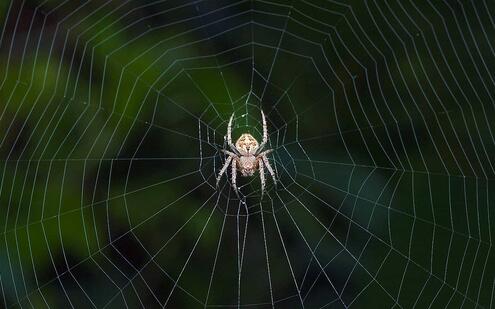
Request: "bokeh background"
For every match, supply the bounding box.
[0,0,494,308]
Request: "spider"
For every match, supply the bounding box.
[216,110,276,195]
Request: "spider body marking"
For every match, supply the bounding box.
[216,111,276,195]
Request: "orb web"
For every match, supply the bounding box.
[0,0,494,308]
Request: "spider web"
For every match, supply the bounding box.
[0,0,494,308]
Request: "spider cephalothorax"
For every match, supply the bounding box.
[216,111,276,195]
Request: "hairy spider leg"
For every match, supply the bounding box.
[259,159,266,195]
[227,113,237,152]
[231,158,238,191]
[257,110,268,152]
[216,155,233,186]
[262,155,276,185]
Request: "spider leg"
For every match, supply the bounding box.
[258,158,266,196]
[257,149,273,157]
[216,155,233,186]
[222,149,237,157]
[231,157,238,192]
[227,113,237,152]
[261,155,276,185]
[257,110,268,152]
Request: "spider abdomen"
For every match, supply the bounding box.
[236,133,259,154]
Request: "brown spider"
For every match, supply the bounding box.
[216,110,276,195]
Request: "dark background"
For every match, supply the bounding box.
[0,0,494,308]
